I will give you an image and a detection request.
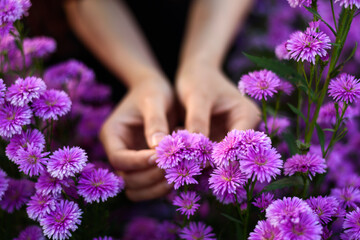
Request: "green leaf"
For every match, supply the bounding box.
[282,132,297,155]
[304,7,337,36]
[323,128,335,132]
[263,176,304,192]
[288,103,306,122]
[315,124,325,155]
[221,213,242,224]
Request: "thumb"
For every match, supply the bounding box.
[185,95,212,136]
[141,97,169,149]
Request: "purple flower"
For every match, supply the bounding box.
[6,76,47,106]
[287,0,312,7]
[343,208,360,240]
[0,78,6,105]
[32,89,71,120]
[193,133,214,167]
[253,193,275,212]
[40,200,82,240]
[215,186,247,205]
[26,193,57,221]
[16,144,49,177]
[179,222,216,240]
[0,178,34,213]
[306,196,341,224]
[209,161,248,197]
[239,69,280,100]
[240,146,282,183]
[123,217,159,240]
[0,103,32,138]
[165,159,201,189]
[284,153,326,180]
[0,169,9,201]
[332,187,360,209]
[156,134,185,169]
[286,26,331,64]
[277,80,294,95]
[281,212,322,240]
[249,220,282,240]
[35,171,72,196]
[173,191,201,219]
[23,37,56,59]
[275,41,290,60]
[0,0,31,32]
[259,116,290,136]
[266,197,313,227]
[6,129,45,162]
[47,146,88,180]
[328,73,360,104]
[77,167,124,203]
[14,226,45,240]
[155,221,179,240]
[335,0,360,8]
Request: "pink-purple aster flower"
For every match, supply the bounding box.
[0,103,32,138]
[266,197,313,227]
[259,116,290,136]
[35,171,72,196]
[156,134,186,169]
[193,133,214,167]
[165,159,201,189]
[249,220,282,240]
[332,187,360,209]
[281,211,322,240]
[335,0,360,8]
[6,76,47,106]
[173,191,201,219]
[47,146,87,180]
[0,0,31,36]
[0,78,5,105]
[216,185,247,205]
[284,153,326,180]
[0,168,8,201]
[16,144,49,177]
[0,178,34,213]
[306,196,341,224]
[328,73,360,104]
[277,80,294,95]
[287,0,312,8]
[275,41,290,60]
[14,226,45,240]
[253,193,275,212]
[343,208,360,240]
[123,217,159,240]
[179,222,216,240]
[286,27,331,64]
[77,167,124,203]
[23,36,56,59]
[32,89,71,120]
[240,146,282,183]
[209,161,248,197]
[40,200,82,240]
[26,193,57,221]
[239,69,280,100]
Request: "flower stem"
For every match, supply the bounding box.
[262,99,268,134]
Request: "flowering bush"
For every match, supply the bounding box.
[1,0,360,239]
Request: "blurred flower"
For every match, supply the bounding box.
[0,0,31,36]
[0,169,8,201]
[47,146,87,180]
[0,103,32,138]
[277,80,294,95]
[253,193,275,212]
[259,116,290,136]
[173,191,200,219]
[287,0,312,8]
[26,193,57,221]
[0,78,5,104]
[0,178,34,213]
[155,221,178,240]
[179,222,216,240]
[335,0,360,8]
[275,41,290,60]
[328,73,360,104]
[317,102,358,125]
[40,200,82,240]
[343,208,360,240]
[249,220,282,240]
[123,217,159,240]
[165,159,201,189]
[23,36,56,59]
[306,196,341,224]
[332,187,360,209]
[14,225,45,240]
[93,237,114,240]
[16,144,49,177]
[284,153,326,180]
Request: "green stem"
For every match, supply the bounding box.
[261,99,268,134]
[296,89,302,139]
[244,178,257,240]
[330,0,338,31]
[302,176,310,198]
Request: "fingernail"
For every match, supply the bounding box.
[148,154,157,165]
[151,132,166,147]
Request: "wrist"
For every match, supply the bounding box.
[126,67,168,90]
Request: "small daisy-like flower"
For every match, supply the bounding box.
[216,186,247,205]
[35,171,72,196]
[239,69,280,101]
[26,193,57,221]
[306,196,341,224]
[40,200,82,240]
[343,208,360,240]
[77,167,124,203]
[0,103,32,138]
[14,226,45,240]
[284,153,326,180]
[286,27,331,64]
[253,193,275,212]
[32,89,71,120]
[277,80,294,95]
[193,133,214,167]
[6,76,46,106]
[281,212,322,240]
[173,191,201,219]
[259,116,290,136]
[0,169,9,201]
[266,197,313,227]
[16,144,49,177]
[6,129,45,162]
[240,146,282,183]
[165,159,201,189]
[328,73,360,104]
[209,161,248,197]
[249,220,282,240]
[287,0,312,7]
[335,0,360,8]
[0,78,6,105]
[156,134,185,169]
[47,146,88,180]
[0,179,34,213]
[179,222,216,240]
[332,187,360,209]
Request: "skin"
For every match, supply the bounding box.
[65,0,260,202]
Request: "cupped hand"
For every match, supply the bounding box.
[176,63,261,141]
[99,76,174,201]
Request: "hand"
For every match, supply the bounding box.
[176,63,261,141]
[100,76,174,201]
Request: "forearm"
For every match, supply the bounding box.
[64,0,164,88]
[179,0,253,71]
